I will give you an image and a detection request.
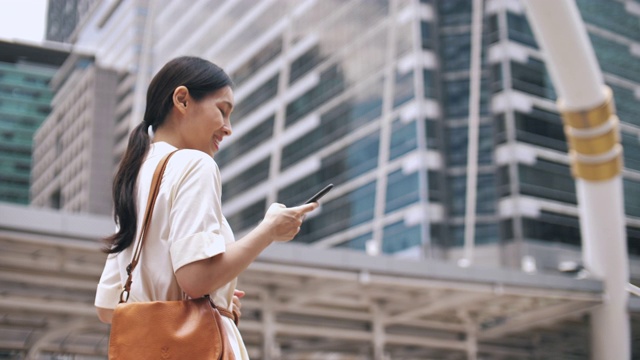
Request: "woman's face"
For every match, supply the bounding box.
[183,86,234,157]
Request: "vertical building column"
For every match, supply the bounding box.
[522,1,630,359]
[371,302,387,360]
[410,0,434,259]
[461,0,484,266]
[496,3,524,265]
[459,310,478,360]
[371,0,399,255]
[262,289,280,360]
[267,15,293,205]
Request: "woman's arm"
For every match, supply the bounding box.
[175,203,317,298]
[96,307,114,324]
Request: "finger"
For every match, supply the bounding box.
[292,202,319,214]
[234,289,246,298]
[268,203,286,211]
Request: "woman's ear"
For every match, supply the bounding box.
[172,86,189,114]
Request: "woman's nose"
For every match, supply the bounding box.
[222,124,232,137]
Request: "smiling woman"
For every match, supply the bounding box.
[94,56,319,359]
[0,0,47,42]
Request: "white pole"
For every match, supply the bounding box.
[462,0,484,267]
[522,1,629,359]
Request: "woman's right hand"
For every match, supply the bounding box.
[259,202,318,242]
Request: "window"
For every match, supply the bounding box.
[522,211,581,246]
[336,232,372,251]
[446,124,494,166]
[448,173,496,216]
[577,0,640,39]
[281,80,383,170]
[295,181,377,244]
[386,169,419,213]
[423,70,436,99]
[610,84,640,127]
[221,157,270,201]
[382,221,422,254]
[622,133,640,172]
[226,199,266,233]
[390,119,418,160]
[278,132,380,205]
[425,118,439,149]
[437,0,471,26]
[514,107,566,151]
[440,33,470,72]
[232,75,279,122]
[507,12,537,48]
[590,34,640,83]
[450,222,499,246]
[216,116,274,169]
[421,21,433,50]
[232,37,282,87]
[511,59,555,99]
[518,160,577,204]
[442,78,491,118]
[394,70,414,108]
[624,178,640,218]
[285,65,346,127]
[289,45,324,85]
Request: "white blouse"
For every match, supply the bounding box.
[95,141,249,359]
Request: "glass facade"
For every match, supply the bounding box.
[0,42,67,205]
[157,0,640,263]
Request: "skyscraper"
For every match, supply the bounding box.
[46,0,98,43]
[30,54,118,215]
[0,40,69,205]
[67,0,640,272]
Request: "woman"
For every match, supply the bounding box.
[94,56,317,358]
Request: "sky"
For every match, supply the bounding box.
[0,0,48,42]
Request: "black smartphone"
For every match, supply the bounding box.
[303,184,334,204]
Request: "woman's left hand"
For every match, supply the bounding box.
[232,289,245,324]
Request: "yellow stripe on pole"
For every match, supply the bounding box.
[559,87,614,129]
[570,147,623,181]
[564,117,619,155]
[559,87,623,181]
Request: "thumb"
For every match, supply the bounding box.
[294,202,319,214]
[234,289,246,298]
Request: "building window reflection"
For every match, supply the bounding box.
[295,181,377,244]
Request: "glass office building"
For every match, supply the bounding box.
[71,0,640,270]
[0,41,69,205]
[46,0,98,43]
[152,0,640,268]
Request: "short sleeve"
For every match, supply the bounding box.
[168,151,227,272]
[95,253,122,309]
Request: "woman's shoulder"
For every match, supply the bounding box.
[169,149,219,176]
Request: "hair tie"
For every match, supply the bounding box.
[147,125,155,139]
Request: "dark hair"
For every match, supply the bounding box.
[104,56,233,253]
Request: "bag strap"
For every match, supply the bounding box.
[120,150,179,303]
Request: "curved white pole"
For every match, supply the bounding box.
[522,1,629,359]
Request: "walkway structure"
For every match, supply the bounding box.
[2,203,635,359]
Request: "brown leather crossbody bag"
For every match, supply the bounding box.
[108,150,236,359]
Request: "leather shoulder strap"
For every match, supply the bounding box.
[120,149,179,303]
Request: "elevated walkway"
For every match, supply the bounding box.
[0,203,630,359]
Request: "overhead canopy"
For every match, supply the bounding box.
[0,203,633,359]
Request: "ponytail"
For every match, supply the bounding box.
[103,122,150,253]
[103,56,232,253]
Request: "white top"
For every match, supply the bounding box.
[95,141,249,359]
